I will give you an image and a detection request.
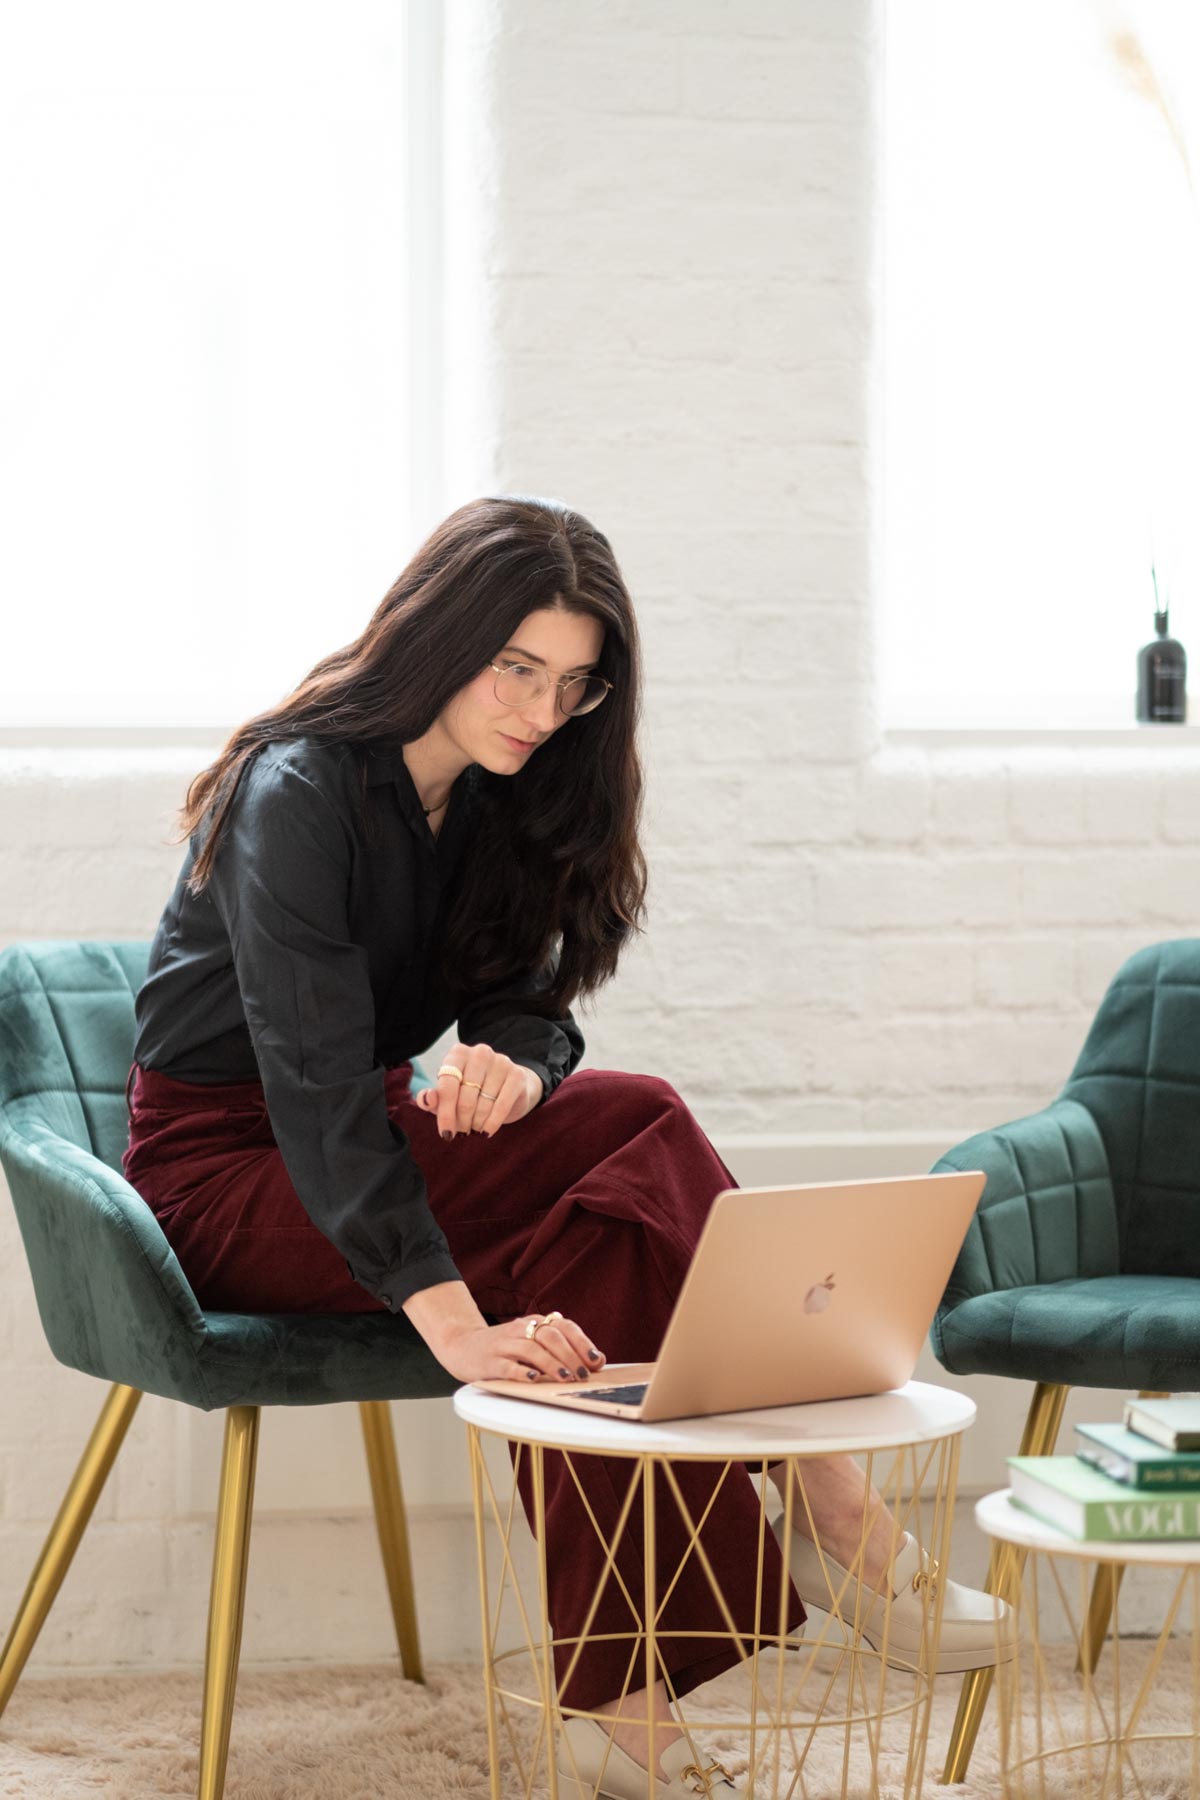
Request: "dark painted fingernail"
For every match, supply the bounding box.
[576,1366,588,1380]
[441,1130,452,1141]
[587,1348,600,1360]
[526,1369,538,1380]
[558,1367,570,1379]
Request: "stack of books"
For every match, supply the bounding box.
[1007,1398,1200,1541]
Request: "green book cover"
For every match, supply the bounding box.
[1077,1423,1200,1490]
[1008,1456,1200,1541]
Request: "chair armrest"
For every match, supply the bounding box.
[930,1096,1118,1362]
[0,1116,215,1401]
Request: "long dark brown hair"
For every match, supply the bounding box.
[172,495,647,1014]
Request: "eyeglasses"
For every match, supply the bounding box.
[488,660,613,717]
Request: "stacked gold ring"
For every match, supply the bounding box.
[438,1065,498,1101]
[524,1309,564,1341]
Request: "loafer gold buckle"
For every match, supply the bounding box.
[681,1758,731,1793]
[911,1553,941,1598]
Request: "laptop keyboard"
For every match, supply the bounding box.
[567,1381,649,1405]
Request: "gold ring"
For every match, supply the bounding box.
[462,1081,499,1101]
[437,1065,464,1083]
[524,1310,563,1340]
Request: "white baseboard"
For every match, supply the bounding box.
[13,1492,1177,1675]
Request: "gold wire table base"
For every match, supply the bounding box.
[464,1423,965,1800]
[980,1491,1200,1800]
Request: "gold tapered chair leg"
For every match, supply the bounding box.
[0,1380,142,1716]
[940,1380,1069,1785]
[1074,1390,1169,1674]
[198,1405,260,1800]
[360,1400,424,1683]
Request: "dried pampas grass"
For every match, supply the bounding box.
[1107,21,1196,204]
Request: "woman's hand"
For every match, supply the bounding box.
[402,1281,606,1385]
[415,1041,543,1140]
[441,1314,606,1385]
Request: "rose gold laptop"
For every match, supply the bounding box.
[471,1171,985,1421]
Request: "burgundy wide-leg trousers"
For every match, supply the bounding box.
[123,1060,805,1709]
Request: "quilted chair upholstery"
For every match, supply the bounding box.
[0,939,459,1799]
[933,938,1200,1390]
[933,938,1200,1783]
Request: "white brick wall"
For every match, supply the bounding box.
[2,0,1198,1673]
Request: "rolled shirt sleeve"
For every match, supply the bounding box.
[205,750,463,1309]
[456,952,585,1102]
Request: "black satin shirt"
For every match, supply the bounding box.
[130,736,585,1310]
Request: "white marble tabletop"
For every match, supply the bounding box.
[977,1487,1200,1566]
[453,1374,976,1458]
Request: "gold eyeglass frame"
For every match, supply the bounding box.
[487,660,613,718]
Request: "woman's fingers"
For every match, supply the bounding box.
[454,1043,497,1135]
[440,1314,607,1386]
[556,1316,605,1370]
[496,1317,597,1382]
[476,1066,526,1137]
[496,1327,566,1383]
[526,1320,590,1379]
[422,1041,541,1141]
[432,1055,467,1139]
[425,1044,490,1138]
[507,1316,606,1381]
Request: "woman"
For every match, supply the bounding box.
[123,496,1004,1799]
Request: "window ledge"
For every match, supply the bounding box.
[887,725,1200,750]
[0,727,228,749]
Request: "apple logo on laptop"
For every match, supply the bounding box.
[804,1273,836,1314]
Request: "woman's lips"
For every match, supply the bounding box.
[501,734,537,753]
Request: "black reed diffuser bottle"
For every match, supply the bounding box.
[1136,569,1187,723]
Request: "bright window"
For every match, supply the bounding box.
[881,0,1200,727]
[3,2,434,729]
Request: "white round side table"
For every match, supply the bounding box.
[454,1376,975,1799]
[977,1487,1200,1798]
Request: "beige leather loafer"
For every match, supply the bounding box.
[557,1714,745,1797]
[772,1518,1016,1675]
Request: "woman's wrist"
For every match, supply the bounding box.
[401,1278,487,1356]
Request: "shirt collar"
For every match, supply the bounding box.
[363,741,412,789]
[363,741,480,826]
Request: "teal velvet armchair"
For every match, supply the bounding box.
[931,938,1200,1783]
[0,939,459,1800]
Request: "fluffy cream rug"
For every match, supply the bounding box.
[0,1644,1194,1797]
